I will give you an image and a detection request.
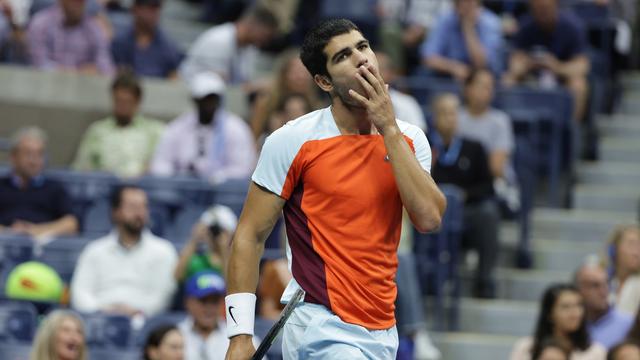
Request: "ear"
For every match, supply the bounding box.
[147,347,159,360]
[314,74,333,92]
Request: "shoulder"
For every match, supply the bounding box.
[488,108,511,125]
[580,343,607,357]
[145,233,177,254]
[461,138,485,152]
[266,107,336,146]
[222,111,250,131]
[86,118,114,133]
[511,336,533,354]
[80,235,114,256]
[137,116,165,129]
[30,6,58,27]
[397,119,425,140]
[479,8,501,28]
[558,11,585,31]
[195,23,234,45]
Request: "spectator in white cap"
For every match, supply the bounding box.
[177,270,264,359]
[174,204,238,282]
[150,72,256,183]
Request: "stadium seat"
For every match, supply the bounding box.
[81,312,132,349]
[35,236,87,283]
[0,300,38,342]
[255,317,284,360]
[0,342,31,360]
[212,178,251,218]
[413,184,465,330]
[401,76,462,107]
[496,87,575,207]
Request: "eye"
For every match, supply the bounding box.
[336,53,348,62]
[358,43,369,50]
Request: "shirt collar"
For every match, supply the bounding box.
[110,229,151,250]
[10,172,45,189]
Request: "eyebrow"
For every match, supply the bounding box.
[330,39,370,64]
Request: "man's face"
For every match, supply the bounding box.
[249,21,276,48]
[59,0,85,24]
[434,96,459,139]
[576,266,609,315]
[194,94,220,125]
[113,188,148,236]
[320,30,378,108]
[11,136,46,180]
[530,0,558,29]
[133,4,161,31]
[185,294,222,331]
[112,88,140,126]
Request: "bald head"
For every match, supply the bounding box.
[574,261,609,318]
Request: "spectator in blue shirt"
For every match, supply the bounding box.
[0,127,78,239]
[575,259,633,350]
[420,0,503,81]
[111,0,182,79]
[503,0,590,122]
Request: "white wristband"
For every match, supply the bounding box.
[225,293,256,338]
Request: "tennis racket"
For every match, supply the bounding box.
[251,288,305,360]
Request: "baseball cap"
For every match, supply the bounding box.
[185,270,226,298]
[199,204,238,233]
[188,72,226,99]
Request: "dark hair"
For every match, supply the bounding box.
[300,19,361,78]
[109,184,144,211]
[625,309,640,343]
[531,284,590,359]
[608,341,640,360]
[111,71,143,100]
[244,4,279,30]
[143,324,179,360]
[534,338,570,360]
[463,68,494,88]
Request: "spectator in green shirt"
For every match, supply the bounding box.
[72,71,164,178]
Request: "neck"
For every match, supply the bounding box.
[552,330,573,350]
[586,307,608,323]
[331,99,375,135]
[118,229,141,248]
[467,104,487,116]
[441,134,453,146]
[193,321,217,338]
[235,22,248,47]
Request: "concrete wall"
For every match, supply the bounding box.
[0,65,249,167]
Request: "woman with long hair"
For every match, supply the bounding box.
[604,224,640,315]
[30,310,87,360]
[143,324,184,360]
[510,283,606,360]
[249,49,324,141]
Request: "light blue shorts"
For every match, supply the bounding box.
[281,302,398,359]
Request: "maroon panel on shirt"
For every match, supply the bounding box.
[284,182,330,308]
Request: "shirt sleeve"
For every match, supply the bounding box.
[27,14,56,70]
[137,242,178,316]
[420,14,449,59]
[51,181,75,220]
[565,16,588,58]
[251,126,304,200]
[72,123,100,171]
[89,21,115,76]
[480,13,504,73]
[211,117,257,184]
[71,244,102,313]
[149,125,176,176]
[489,111,515,153]
[402,122,432,173]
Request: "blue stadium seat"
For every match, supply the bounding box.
[255,317,284,360]
[320,0,380,46]
[400,76,462,107]
[212,178,251,218]
[0,342,31,359]
[496,87,575,207]
[133,312,186,347]
[35,237,87,283]
[0,235,34,266]
[164,204,208,244]
[81,312,132,349]
[0,300,38,342]
[413,184,464,330]
[90,348,140,360]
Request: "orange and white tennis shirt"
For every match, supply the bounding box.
[252,106,431,330]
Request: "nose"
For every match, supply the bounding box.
[354,50,368,68]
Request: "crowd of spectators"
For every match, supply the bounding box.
[0,0,638,359]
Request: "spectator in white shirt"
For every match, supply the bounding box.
[150,72,257,184]
[179,4,279,85]
[70,185,178,317]
[178,270,263,360]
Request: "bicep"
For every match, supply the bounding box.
[236,182,286,244]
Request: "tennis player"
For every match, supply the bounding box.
[225,19,447,359]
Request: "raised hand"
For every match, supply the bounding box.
[348,64,397,135]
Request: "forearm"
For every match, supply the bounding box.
[226,227,266,294]
[382,126,446,233]
[32,215,78,237]
[507,53,532,81]
[425,56,467,76]
[174,240,198,281]
[463,27,487,68]
[558,56,589,78]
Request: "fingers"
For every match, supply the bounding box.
[348,88,369,105]
[355,72,376,98]
[358,65,384,94]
